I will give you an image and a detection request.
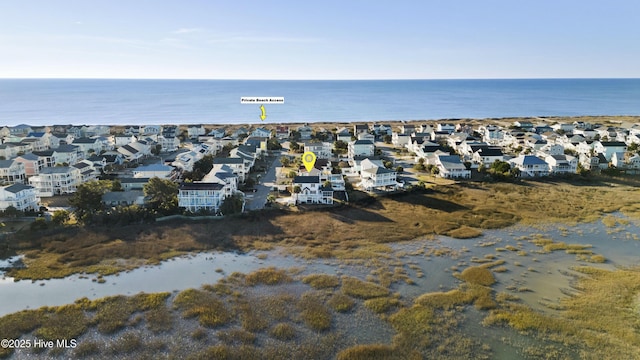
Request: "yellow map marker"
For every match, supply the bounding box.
[259,105,267,121]
[302,151,317,172]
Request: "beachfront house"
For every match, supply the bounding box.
[297,124,313,140]
[251,127,272,139]
[0,184,40,211]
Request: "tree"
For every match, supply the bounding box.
[280,156,291,167]
[289,141,301,153]
[219,194,244,215]
[289,130,301,142]
[383,135,392,144]
[287,170,297,178]
[111,179,123,192]
[333,140,348,155]
[69,180,111,223]
[487,160,516,180]
[267,137,283,150]
[51,210,71,225]
[2,206,21,218]
[191,155,215,181]
[151,144,162,156]
[323,180,332,189]
[144,177,179,214]
[396,166,404,173]
[293,185,302,193]
[383,160,393,169]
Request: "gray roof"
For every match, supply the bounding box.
[353,140,374,145]
[3,183,34,193]
[17,153,40,161]
[293,176,320,184]
[179,182,224,191]
[54,144,79,153]
[40,166,76,174]
[212,157,244,165]
[362,167,395,175]
[0,160,16,168]
[102,191,144,203]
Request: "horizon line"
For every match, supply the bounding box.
[1,76,640,81]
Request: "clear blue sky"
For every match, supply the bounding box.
[1,0,638,79]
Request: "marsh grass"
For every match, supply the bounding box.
[173,289,232,328]
[16,180,640,280]
[302,274,340,289]
[364,297,402,314]
[485,267,640,358]
[456,266,496,286]
[269,322,296,341]
[244,267,292,286]
[341,276,390,299]
[298,292,332,331]
[217,328,257,345]
[336,344,400,360]
[327,292,355,312]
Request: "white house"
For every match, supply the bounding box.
[158,135,180,152]
[14,153,45,177]
[436,123,456,134]
[53,144,81,165]
[275,126,290,140]
[117,144,143,162]
[297,124,313,140]
[348,140,375,159]
[251,127,272,139]
[187,125,206,139]
[178,182,228,214]
[336,128,352,142]
[594,141,627,161]
[29,166,81,196]
[212,157,248,183]
[509,155,549,177]
[102,190,145,207]
[360,166,398,191]
[304,142,333,159]
[545,154,578,175]
[0,160,26,184]
[0,184,39,211]
[71,138,103,158]
[72,161,98,183]
[436,155,471,179]
[292,176,333,205]
[472,148,504,166]
[141,125,162,136]
[133,163,175,179]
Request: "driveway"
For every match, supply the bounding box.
[245,151,283,210]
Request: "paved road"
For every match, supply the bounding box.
[245,151,283,210]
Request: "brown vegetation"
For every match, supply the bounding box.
[8,180,640,280]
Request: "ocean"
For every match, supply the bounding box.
[1,78,639,126]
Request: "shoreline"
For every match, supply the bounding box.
[3,114,640,129]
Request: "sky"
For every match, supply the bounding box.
[1,0,639,80]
